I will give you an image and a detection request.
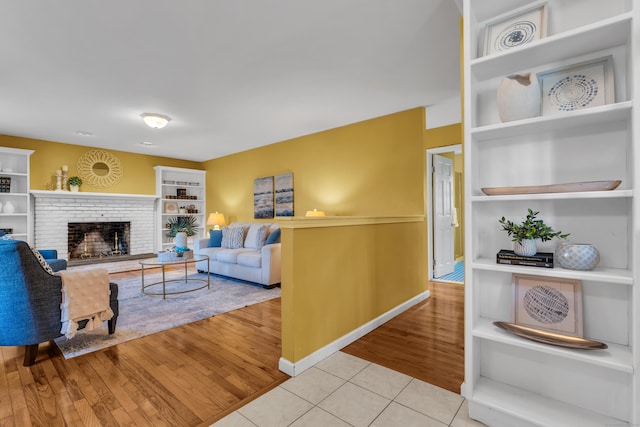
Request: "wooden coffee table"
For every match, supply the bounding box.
[140,254,210,299]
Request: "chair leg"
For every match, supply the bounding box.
[23,344,39,366]
[108,316,117,334]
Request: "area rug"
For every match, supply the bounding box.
[54,271,281,358]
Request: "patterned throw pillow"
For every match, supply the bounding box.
[29,246,55,275]
[221,226,247,249]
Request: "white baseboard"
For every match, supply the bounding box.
[279,289,431,377]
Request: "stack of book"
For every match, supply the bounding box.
[496,250,554,268]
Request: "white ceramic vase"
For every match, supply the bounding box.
[513,239,537,256]
[175,231,188,249]
[3,200,15,214]
[70,185,79,192]
[496,73,541,122]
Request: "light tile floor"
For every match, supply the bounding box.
[211,351,486,427]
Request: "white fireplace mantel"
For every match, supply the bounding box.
[31,190,158,201]
[31,190,158,260]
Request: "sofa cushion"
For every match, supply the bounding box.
[237,252,262,268]
[209,229,223,247]
[221,226,247,249]
[217,248,254,264]
[265,228,281,245]
[244,224,268,250]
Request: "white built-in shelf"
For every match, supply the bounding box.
[472,317,633,373]
[471,258,633,286]
[470,13,632,81]
[471,189,632,202]
[470,101,633,141]
[471,377,628,427]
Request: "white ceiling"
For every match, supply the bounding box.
[0,1,461,161]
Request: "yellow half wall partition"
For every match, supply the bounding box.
[278,216,428,376]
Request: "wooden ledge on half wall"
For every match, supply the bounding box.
[276,215,425,229]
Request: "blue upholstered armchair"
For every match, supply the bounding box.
[0,240,119,366]
[36,249,67,272]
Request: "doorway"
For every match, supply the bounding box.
[426,145,464,283]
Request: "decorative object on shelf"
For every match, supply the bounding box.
[482,179,621,195]
[2,200,15,214]
[556,242,600,271]
[254,176,274,219]
[176,188,187,197]
[538,55,614,115]
[77,149,124,188]
[496,249,553,268]
[496,73,541,122]
[499,208,569,256]
[481,2,548,57]
[61,164,68,191]
[68,176,82,192]
[207,212,226,230]
[0,176,10,192]
[512,273,583,337]
[164,201,178,214]
[305,209,326,217]
[179,206,187,214]
[275,172,294,217]
[493,321,607,350]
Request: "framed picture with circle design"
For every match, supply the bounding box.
[481,1,548,57]
[512,273,583,337]
[537,55,615,116]
[164,201,178,214]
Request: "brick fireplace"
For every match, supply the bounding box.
[31,190,157,262]
[68,221,130,261]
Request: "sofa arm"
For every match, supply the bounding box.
[193,238,210,252]
[261,243,281,285]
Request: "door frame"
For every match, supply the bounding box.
[426,144,462,281]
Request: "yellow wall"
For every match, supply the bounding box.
[281,218,426,362]
[0,135,201,194]
[202,108,426,222]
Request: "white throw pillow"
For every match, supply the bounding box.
[244,224,268,250]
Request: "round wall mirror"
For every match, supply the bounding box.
[77,150,123,188]
[93,162,110,177]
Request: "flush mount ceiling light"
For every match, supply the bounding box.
[141,113,171,129]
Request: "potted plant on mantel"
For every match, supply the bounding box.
[68,176,82,192]
[498,208,569,256]
[166,216,199,254]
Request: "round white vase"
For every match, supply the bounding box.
[175,231,188,249]
[556,243,600,270]
[70,185,79,192]
[496,73,541,122]
[513,239,537,256]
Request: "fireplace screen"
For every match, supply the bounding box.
[68,222,130,261]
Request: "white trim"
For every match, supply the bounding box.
[277,215,424,229]
[30,190,158,201]
[278,289,430,377]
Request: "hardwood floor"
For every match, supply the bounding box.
[343,281,465,394]
[0,273,464,426]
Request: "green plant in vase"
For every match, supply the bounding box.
[68,176,82,192]
[166,216,199,253]
[499,208,569,256]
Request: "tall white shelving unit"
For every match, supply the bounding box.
[154,166,206,253]
[463,1,638,426]
[0,147,33,244]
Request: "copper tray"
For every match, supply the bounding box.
[493,321,608,350]
[481,180,621,196]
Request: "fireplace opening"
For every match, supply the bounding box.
[68,222,130,263]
